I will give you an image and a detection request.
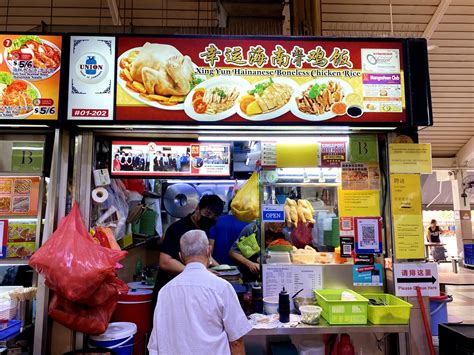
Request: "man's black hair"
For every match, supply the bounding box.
[199,194,224,215]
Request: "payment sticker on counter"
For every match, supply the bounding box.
[352,264,383,286]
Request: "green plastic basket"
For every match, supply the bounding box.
[360,293,413,325]
[314,289,368,325]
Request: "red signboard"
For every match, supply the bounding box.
[116,37,406,125]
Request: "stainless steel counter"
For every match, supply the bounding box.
[247,319,409,336]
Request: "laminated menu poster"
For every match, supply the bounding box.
[0,177,40,216]
[0,34,62,120]
[390,174,422,216]
[111,141,231,177]
[389,143,432,174]
[262,264,323,299]
[393,215,425,259]
[338,189,380,217]
[341,162,380,190]
[115,37,406,124]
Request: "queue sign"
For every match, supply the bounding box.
[262,204,285,223]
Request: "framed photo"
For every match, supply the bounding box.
[354,217,382,254]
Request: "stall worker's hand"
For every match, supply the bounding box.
[247,261,260,274]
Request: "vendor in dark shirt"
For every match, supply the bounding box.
[427,219,443,243]
[155,194,224,290]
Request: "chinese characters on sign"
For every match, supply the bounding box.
[394,263,439,297]
[199,44,354,69]
[115,36,407,124]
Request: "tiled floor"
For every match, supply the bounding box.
[439,263,474,324]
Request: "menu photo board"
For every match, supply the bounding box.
[115,36,406,125]
[0,176,41,216]
[111,141,231,177]
[0,34,62,120]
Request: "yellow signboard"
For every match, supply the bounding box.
[390,174,422,216]
[338,189,380,217]
[393,214,425,259]
[389,143,432,174]
[276,143,318,168]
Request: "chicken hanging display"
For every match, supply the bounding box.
[284,198,315,228]
[130,43,195,97]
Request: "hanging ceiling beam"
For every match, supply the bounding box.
[423,0,451,40]
[107,0,122,26]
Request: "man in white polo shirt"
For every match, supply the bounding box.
[148,229,252,355]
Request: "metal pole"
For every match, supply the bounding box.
[33,129,70,355]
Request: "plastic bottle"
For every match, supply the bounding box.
[278,287,290,323]
[336,334,355,355]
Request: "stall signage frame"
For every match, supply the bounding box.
[261,204,285,223]
[393,262,439,297]
[68,36,116,121]
[62,35,432,128]
[0,33,63,124]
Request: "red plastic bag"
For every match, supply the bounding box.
[29,203,127,304]
[78,275,128,307]
[49,293,118,335]
[291,222,314,249]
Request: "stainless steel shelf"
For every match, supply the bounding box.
[262,182,340,187]
[0,172,43,177]
[0,259,30,266]
[248,319,409,336]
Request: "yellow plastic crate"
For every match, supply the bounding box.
[361,293,413,325]
[314,289,368,325]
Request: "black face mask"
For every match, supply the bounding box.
[199,216,216,231]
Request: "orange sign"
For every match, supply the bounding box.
[0,34,62,120]
[0,177,40,216]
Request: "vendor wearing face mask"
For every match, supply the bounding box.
[155,194,225,292]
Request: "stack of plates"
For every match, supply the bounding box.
[211,265,242,283]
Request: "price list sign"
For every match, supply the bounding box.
[0,34,62,120]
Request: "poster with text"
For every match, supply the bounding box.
[111,141,230,177]
[116,37,406,124]
[0,34,61,120]
[390,174,422,216]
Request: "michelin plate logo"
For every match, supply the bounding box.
[75,52,108,83]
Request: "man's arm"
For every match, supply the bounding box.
[208,239,219,266]
[229,337,245,355]
[229,251,259,274]
[159,252,185,275]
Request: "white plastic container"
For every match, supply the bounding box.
[263,296,279,314]
[298,339,325,355]
[299,305,322,325]
[267,251,291,264]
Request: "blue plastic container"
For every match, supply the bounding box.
[89,322,137,355]
[429,293,452,336]
[0,320,21,341]
[464,244,474,266]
